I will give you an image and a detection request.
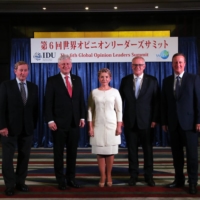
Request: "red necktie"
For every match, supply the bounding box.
[65,76,72,97]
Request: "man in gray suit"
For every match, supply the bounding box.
[161,53,200,194]
[0,61,38,196]
[119,56,160,187]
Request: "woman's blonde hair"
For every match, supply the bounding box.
[98,68,112,77]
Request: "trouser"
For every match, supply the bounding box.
[52,126,80,184]
[125,123,154,180]
[1,134,33,188]
[169,124,198,184]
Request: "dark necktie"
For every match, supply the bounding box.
[175,76,181,99]
[20,82,27,105]
[65,76,72,97]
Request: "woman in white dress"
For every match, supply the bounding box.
[88,68,122,187]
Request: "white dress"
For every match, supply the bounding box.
[88,88,122,155]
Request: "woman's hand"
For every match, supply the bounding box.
[88,121,94,137]
[116,122,122,135]
[88,129,94,137]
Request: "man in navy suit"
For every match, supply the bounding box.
[0,61,38,196]
[45,54,85,190]
[119,56,160,187]
[161,53,200,194]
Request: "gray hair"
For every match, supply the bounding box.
[132,56,146,63]
[58,54,71,62]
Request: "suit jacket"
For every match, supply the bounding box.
[45,73,85,129]
[0,79,38,136]
[161,72,200,131]
[119,74,160,129]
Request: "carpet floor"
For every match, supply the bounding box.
[0,146,200,199]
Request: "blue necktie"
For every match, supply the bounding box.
[135,77,140,98]
[175,76,181,99]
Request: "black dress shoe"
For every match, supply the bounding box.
[5,187,15,196]
[145,178,155,187]
[128,177,137,186]
[58,182,67,190]
[16,184,29,192]
[67,180,80,188]
[189,184,197,194]
[166,180,185,188]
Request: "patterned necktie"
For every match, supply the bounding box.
[65,76,72,97]
[20,82,27,105]
[135,77,140,98]
[175,76,181,99]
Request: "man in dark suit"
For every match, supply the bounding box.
[161,53,200,194]
[0,61,38,196]
[119,56,160,187]
[45,54,85,190]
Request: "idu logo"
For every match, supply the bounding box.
[33,52,56,61]
[156,50,169,59]
[33,52,42,61]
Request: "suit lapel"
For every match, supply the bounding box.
[127,75,135,99]
[169,75,175,99]
[57,73,75,97]
[53,73,78,98]
[71,74,77,97]
[57,73,69,95]
[179,72,187,98]
[138,74,148,98]
[171,73,186,100]
[26,82,33,105]
[12,79,24,105]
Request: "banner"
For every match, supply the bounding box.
[31,37,178,63]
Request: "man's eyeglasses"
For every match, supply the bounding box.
[132,64,145,67]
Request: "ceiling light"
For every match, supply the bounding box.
[155,6,159,9]
[43,7,46,10]
[114,6,118,10]
[85,7,89,10]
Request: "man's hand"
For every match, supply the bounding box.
[0,128,8,137]
[79,119,85,128]
[151,122,157,128]
[162,125,168,132]
[48,122,57,131]
[196,124,200,132]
